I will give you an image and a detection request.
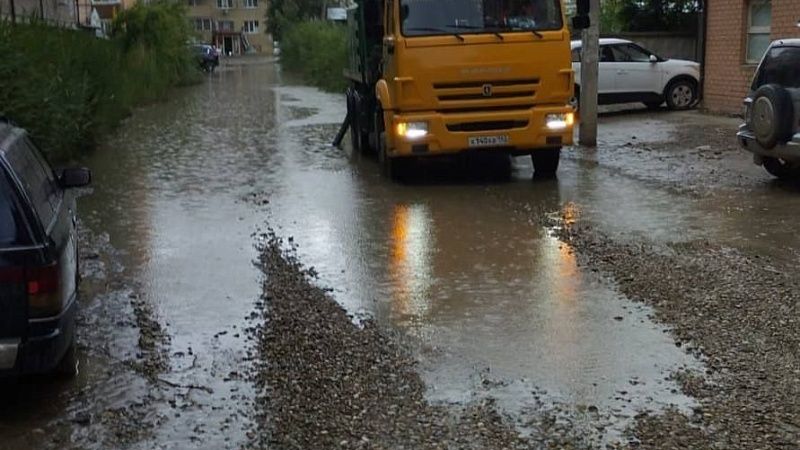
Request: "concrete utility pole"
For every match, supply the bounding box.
[578,0,600,147]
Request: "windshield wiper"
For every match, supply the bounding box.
[405,27,465,41]
[530,29,544,38]
[449,24,506,40]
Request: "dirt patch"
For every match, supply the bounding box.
[247,231,628,449]
[568,111,771,196]
[543,211,800,449]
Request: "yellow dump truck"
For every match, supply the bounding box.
[339,0,582,179]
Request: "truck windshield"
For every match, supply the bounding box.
[401,0,563,37]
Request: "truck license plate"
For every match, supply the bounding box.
[468,135,509,148]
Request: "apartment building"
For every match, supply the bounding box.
[187,0,269,55]
[703,0,800,113]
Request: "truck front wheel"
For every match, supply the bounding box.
[532,148,561,178]
[378,131,408,181]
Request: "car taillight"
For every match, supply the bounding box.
[27,263,61,318]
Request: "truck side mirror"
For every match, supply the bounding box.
[384,37,395,55]
[572,15,590,30]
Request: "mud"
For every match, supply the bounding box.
[542,211,800,449]
[2,58,799,450]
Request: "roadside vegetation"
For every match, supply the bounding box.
[279,20,347,92]
[268,0,346,92]
[600,0,700,33]
[0,1,198,159]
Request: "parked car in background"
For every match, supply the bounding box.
[738,39,800,179]
[192,44,220,73]
[572,38,701,110]
[0,119,91,378]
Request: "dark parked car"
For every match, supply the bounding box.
[192,44,219,73]
[738,39,800,179]
[0,119,91,377]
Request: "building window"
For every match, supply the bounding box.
[218,20,234,31]
[747,0,771,63]
[187,0,199,6]
[242,0,258,8]
[243,20,259,33]
[217,0,233,9]
[193,18,213,31]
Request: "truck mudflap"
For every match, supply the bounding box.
[387,105,575,157]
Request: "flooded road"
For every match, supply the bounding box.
[1,59,799,449]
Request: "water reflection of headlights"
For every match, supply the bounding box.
[390,203,433,320]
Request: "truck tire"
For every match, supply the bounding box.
[763,157,800,180]
[532,148,561,178]
[751,84,795,150]
[665,78,697,110]
[378,131,408,181]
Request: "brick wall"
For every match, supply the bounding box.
[704,0,800,114]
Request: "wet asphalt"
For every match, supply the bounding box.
[0,58,798,449]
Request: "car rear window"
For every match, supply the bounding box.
[753,46,800,89]
[0,168,30,247]
[4,137,60,229]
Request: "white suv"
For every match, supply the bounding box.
[572,38,701,110]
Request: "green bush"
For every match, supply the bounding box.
[281,20,347,93]
[0,1,198,160]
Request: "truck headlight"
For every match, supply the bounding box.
[546,113,575,130]
[396,122,428,139]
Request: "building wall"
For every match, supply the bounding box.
[187,0,270,54]
[704,0,800,114]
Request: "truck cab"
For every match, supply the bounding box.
[345,0,576,178]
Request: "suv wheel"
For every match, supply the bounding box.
[665,79,697,110]
[751,84,795,149]
[763,157,800,180]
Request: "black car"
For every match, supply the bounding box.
[738,39,800,179]
[0,119,91,377]
[192,44,220,73]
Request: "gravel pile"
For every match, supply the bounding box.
[547,215,800,449]
[248,232,559,450]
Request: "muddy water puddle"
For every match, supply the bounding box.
[1,60,279,450]
[261,85,707,443]
[4,60,800,448]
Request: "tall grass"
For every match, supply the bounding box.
[0,1,199,159]
[280,20,347,92]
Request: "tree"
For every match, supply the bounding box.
[268,0,327,39]
[601,0,700,33]
[600,0,626,34]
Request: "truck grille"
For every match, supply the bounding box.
[434,78,539,105]
[447,120,529,132]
